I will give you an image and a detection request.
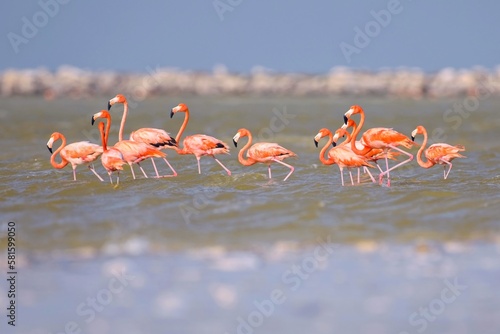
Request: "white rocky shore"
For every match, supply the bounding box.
[1,65,500,98]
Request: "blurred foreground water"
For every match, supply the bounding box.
[0,96,499,333]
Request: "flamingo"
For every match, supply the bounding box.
[96,121,126,185]
[232,128,297,181]
[107,94,178,177]
[46,132,104,181]
[411,125,466,179]
[92,110,167,180]
[343,105,416,186]
[340,119,400,182]
[170,103,231,175]
[314,128,375,186]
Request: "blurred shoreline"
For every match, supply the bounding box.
[1,65,500,99]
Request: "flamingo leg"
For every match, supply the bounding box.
[339,166,345,186]
[88,164,104,182]
[162,158,178,177]
[357,168,361,183]
[150,158,161,178]
[375,162,384,173]
[381,153,391,187]
[379,145,413,186]
[268,164,272,179]
[196,156,202,174]
[365,168,376,183]
[214,158,231,176]
[72,165,77,181]
[108,172,113,184]
[271,158,294,181]
[443,161,453,179]
[128,163,137,179]
[137,162,148,178]
[349,169,354,185]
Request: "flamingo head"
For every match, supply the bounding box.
[411,125,425,141]
[108,94,127,110]
[46,132,62,153]
[313,128,331,148]
[232,128,249,147]
[344,105,363,124]
[92,110,111,125]
[332,128,348,147]
[342,118,357,130]
[170,103,189,118]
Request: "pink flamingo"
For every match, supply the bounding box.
[46,132,104,181]
[170,103,231,175]
[314,128,375,186]
[344,105,416,186]
[232,128,297,181]
[411,125,466,179]
[92,110,167,180]
[97,121,126,185]
[108,94,177,177]
[340,119,400,182]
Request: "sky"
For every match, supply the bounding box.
[1,0,499,74]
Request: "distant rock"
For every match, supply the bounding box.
[1,66,499,98]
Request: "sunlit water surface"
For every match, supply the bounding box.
[1,96,499,333]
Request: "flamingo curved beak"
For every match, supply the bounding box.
[107,101,112,111]
[411,136,415,141]
[314,139,319,148]
[233,139,238,147]
[91,116,95,126]
[47,145,53,154]
[343,115,348,125]
[170,110,174,118]
[332,141,337,147]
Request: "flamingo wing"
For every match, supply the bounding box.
[247,142,296,162]
[329,146,374,169]
[184,135,230,155]
[426,143,466,163]
[114,140,166,163]
[363,127,414,149]
[61,142,103,164]
[130,128,177,149]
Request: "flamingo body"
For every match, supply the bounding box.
[361,127,414,150]
[181,134,230,157]
[130,128,177,149]
[113,140,166,164]
[246,142,296,163]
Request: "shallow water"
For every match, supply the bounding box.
[1,96,499,333]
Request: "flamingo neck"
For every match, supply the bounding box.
[100,122,108,152]
[50,135,69,169]
[350,110,372,155]
[175,109,190,144]
[416,128,434,168]
[319,132,335,165]
[238,132,256,166]
[118,100,128,142]
[105,114,112,149]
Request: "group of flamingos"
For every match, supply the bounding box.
[47,94,466,187]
